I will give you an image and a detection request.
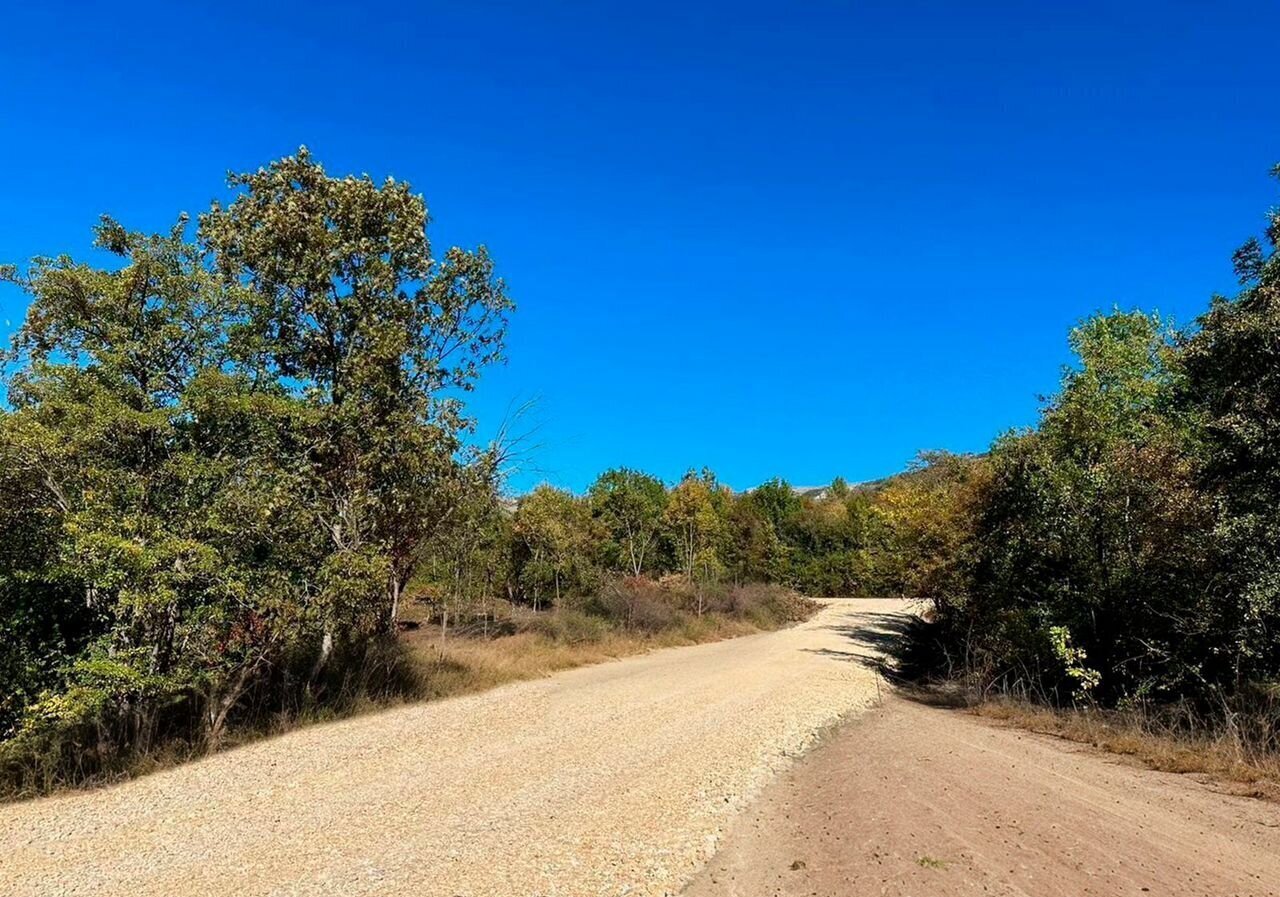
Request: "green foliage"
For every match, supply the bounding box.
[199,148,512,626]
[1047,626,1101,700]
[512,485,597,608]
[10,148,1280,795]
[0,149,509,784]
[897,165,1280,715]
[588,468,667,576]
[664,470,728,584]
[1179,185,1280,690]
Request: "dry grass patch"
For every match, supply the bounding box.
[397,579,819,702]
[404,614,765,700]
[972,698,1280,800]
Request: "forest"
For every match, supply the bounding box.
[2,150,1278,794]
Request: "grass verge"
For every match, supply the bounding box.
[407,613,765,701]
[892,613,1280,800]
[967,696,1280,800]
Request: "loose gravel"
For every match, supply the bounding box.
[0,599,904,897]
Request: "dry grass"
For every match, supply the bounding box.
[395,580,819,702]
[972,698,1280,800]
[403,614,764,701]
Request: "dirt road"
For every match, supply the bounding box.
[685,696,1280,897]
[0,599,898,897]
[8,600,1277,897]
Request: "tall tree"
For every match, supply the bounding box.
[0,218,321,744]
[513,485,594,608]
[199,148,513,640]
[1180,167,1280,688]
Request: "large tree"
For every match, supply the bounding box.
[199,148,513,642]
[0,149,512,762]
[0,218,320,745]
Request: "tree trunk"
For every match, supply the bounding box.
[308,627,334,689]
[389,572,402,629]
[206,659,260,746]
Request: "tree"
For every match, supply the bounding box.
[721,495,788,585]
[512,486,594,609]
[873,452,988,603]
[414,458,510,641]
[0,217,321,745]
[940,312,1215,703]
[588,468,667,576]
[664,471,726,597]
[749,477,801,541]
[199,148,513,645]
[0,149,512,763]
[1179,166,1280,689]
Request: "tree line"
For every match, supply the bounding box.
[0,149,889,791]
[413,466,922,625]
[3,148,1277,791]
[891,165,1280,734]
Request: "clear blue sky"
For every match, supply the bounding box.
[2,1,1277,493]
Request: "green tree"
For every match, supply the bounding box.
[721,495,788,585]
[749,477,801,542]
[199,148,513,645]
[513,486,595,609]
[0,217,321,745]
[951,312,1214,702]
[0,149,512,765]
[872,452,987,603]
[588,468,668,576]
[1179,167,1280,689]
[664,471,726,589]
[413,458,511,641]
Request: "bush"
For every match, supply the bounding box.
[726,584,819,628]
[524,609,613,644]
[591,578,679,633]
[574,577,817,635]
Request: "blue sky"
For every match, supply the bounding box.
[2,1,1277,492]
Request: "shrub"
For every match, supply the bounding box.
[726,584,819,627]
[524,609,613,644]
[592,578,679,633]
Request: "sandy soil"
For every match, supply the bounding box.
[684,695,1280,897]
[0,599,900,897]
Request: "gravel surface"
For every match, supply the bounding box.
[686,695,1280,896]
[0,599,902,897]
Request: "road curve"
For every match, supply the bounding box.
[0,599,905,897]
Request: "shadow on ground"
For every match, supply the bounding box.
[803,611,916,676]
[806,610,975,711]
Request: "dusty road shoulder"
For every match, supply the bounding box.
[684,695,1280,897]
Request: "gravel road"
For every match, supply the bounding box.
[0,599,901,897]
